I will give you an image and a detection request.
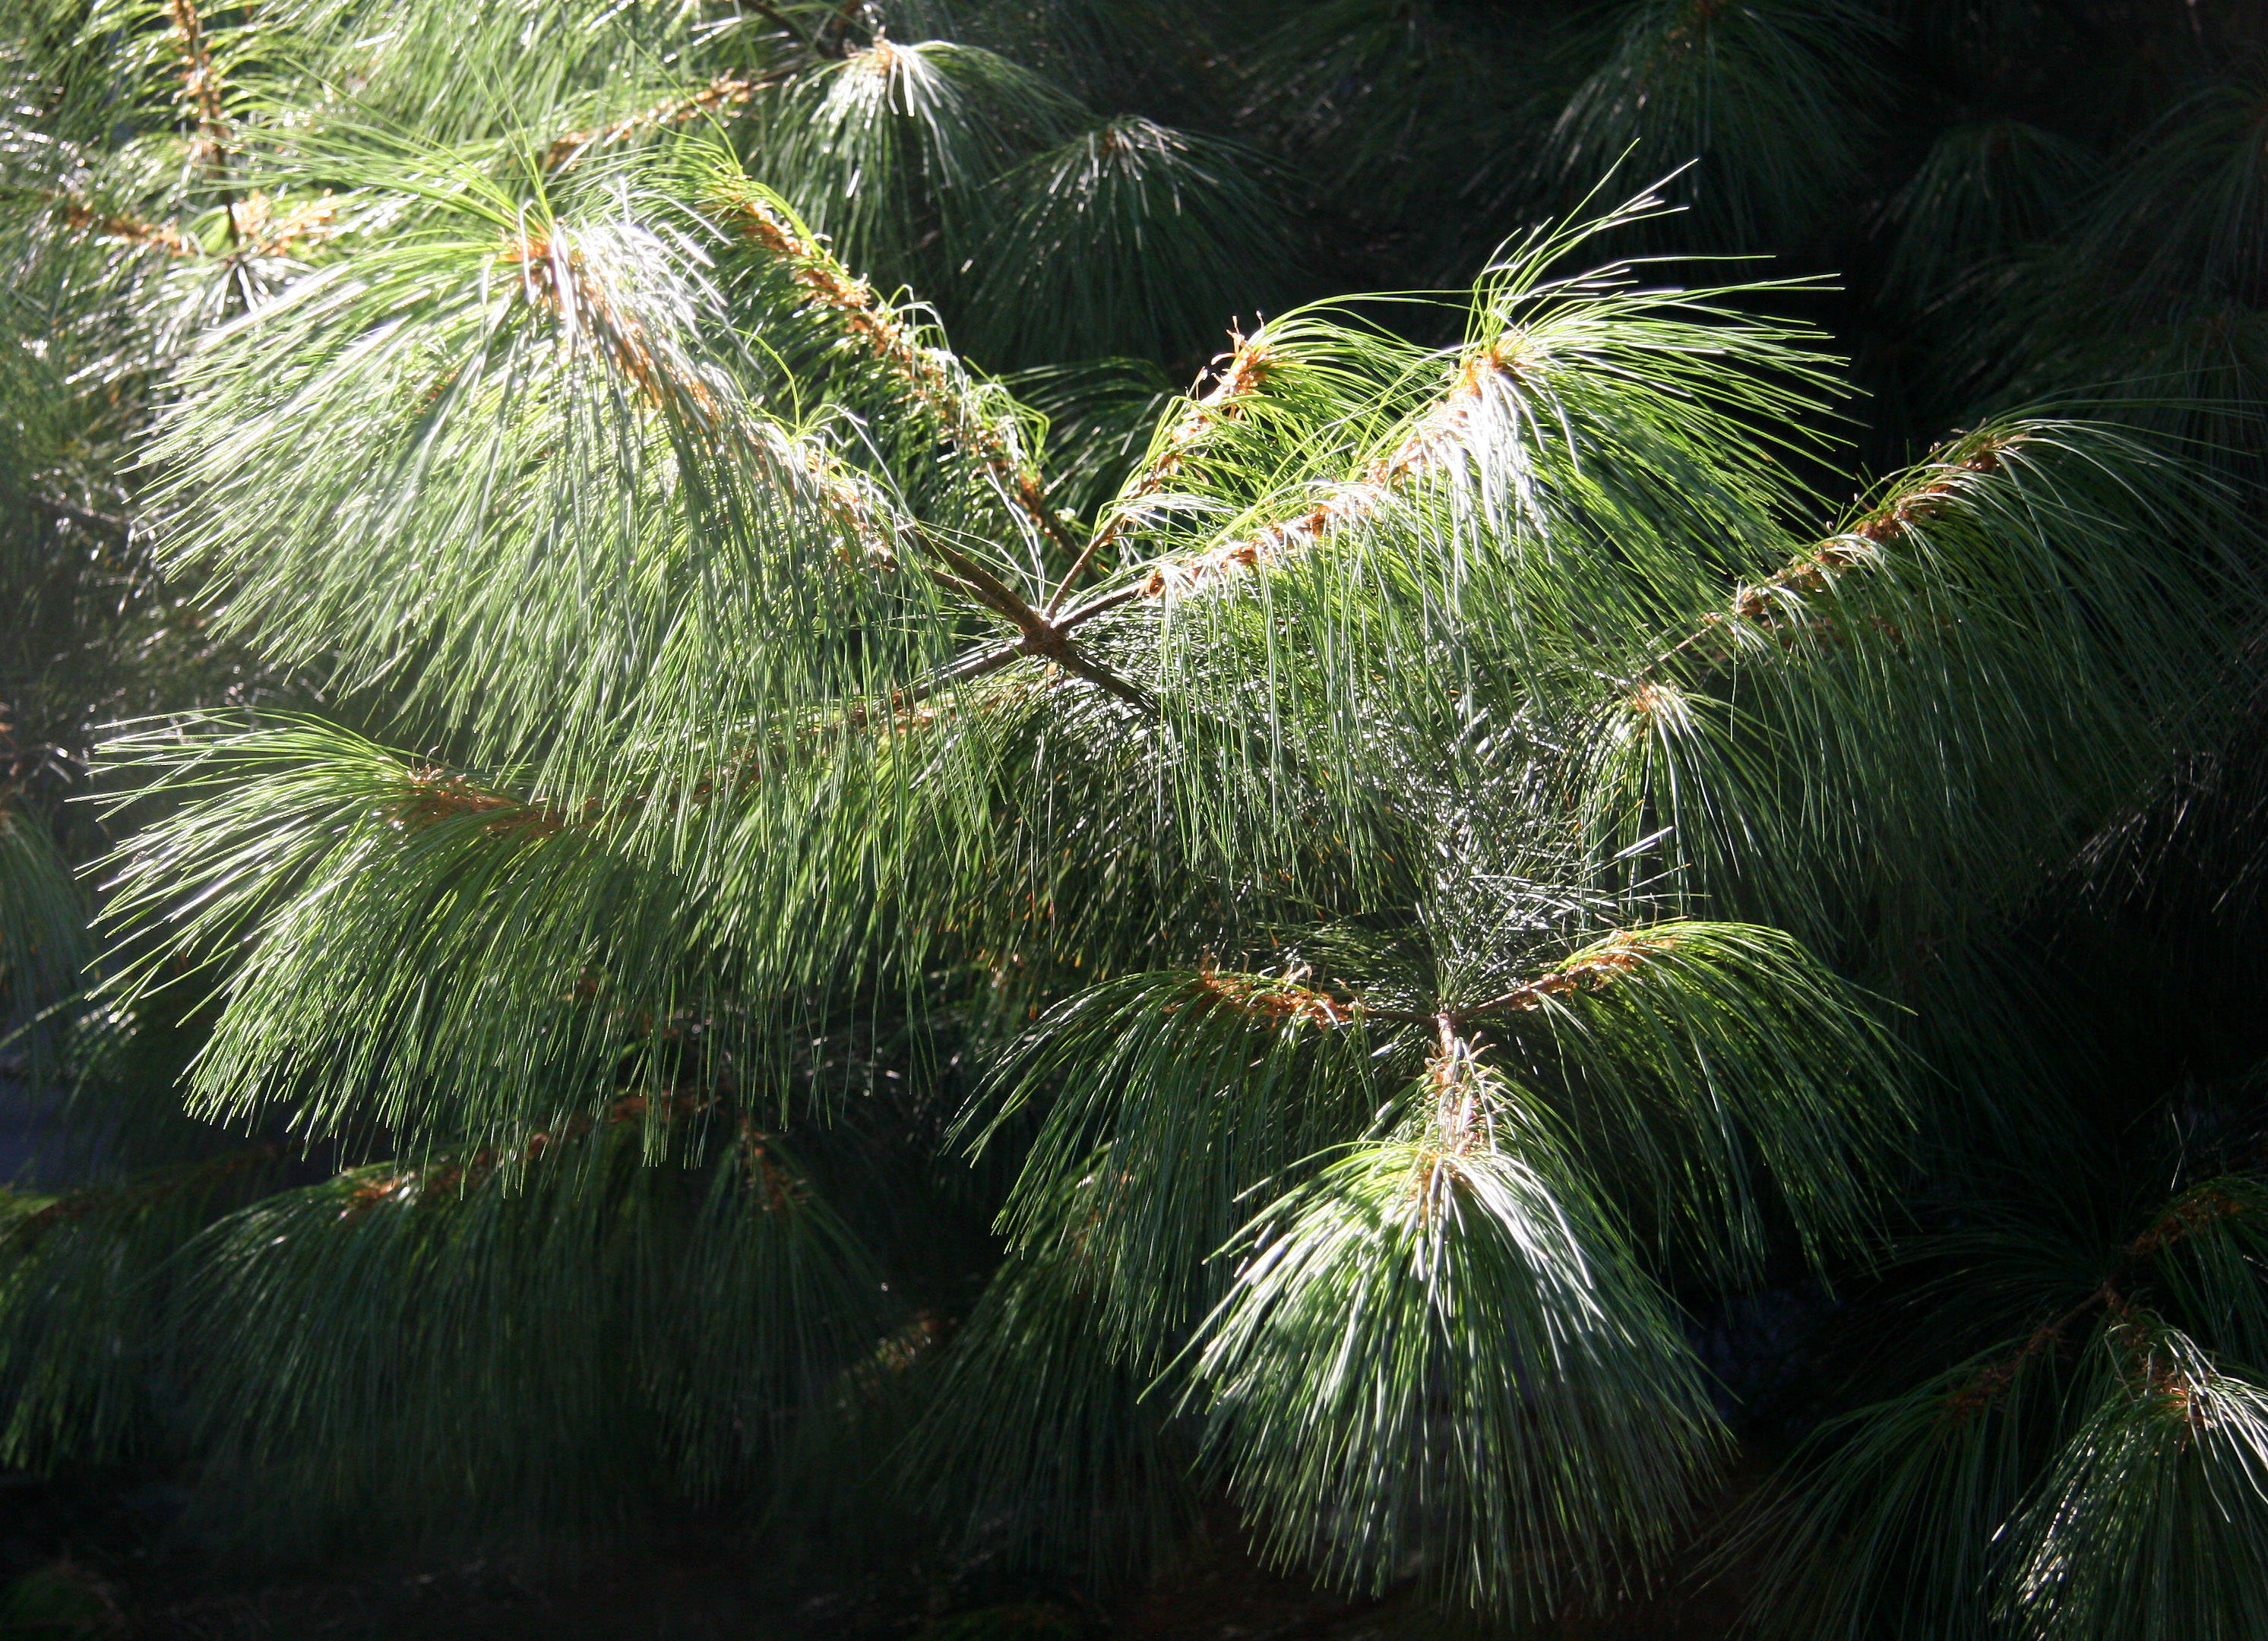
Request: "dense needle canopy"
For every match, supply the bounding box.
[3,2,2266,1636]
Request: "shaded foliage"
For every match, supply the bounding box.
[2,1,2266,1635]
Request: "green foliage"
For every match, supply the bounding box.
[3,1,2266,1633]
[0,805,84,1064]
[1243,0,1552,210]
[970,118,1296,368]
[0,1149,289,1471]
[749,36,1084,308]
[904,1248,1200,1581]
[182,1124,880,1537]
[1185,1127,1719,1617]
[1741,1170,2268,1638]
[1542,0,1890,250]
[1997,1328,2268,1641]
[1875,121,2101,314]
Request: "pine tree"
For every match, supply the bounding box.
[4,2,2266,1635]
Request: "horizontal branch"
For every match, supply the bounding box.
[29,494,134,538]
[1183,931,1681,1036]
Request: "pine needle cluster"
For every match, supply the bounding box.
[3,2,2266,1633]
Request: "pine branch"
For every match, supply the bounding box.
[1181,960,1366,1027]
[42,182,331,273]
[966,116,1300,372]
[1454,930,1684,1020]
[232,193,343,259]
[394,768,587,840]
[1941,1178,2261,1421]
[166,0,238,245]
[337,1090,720,1209]
[172,1121,882,1529]
[1651,430,2030,673]
[495,225,901,567]
[1995,1326,2268,1639]
[1116,324,1570,605]
[27,494,134,539]
[711,181,1080,559]
[499,231,722,420]
[916,533,1154,711]
[546,75,764,171]
[1169,929,1681,1032]
[166,0,230,168]
[1044,327,1276,615]
[3,1146,288,1251]
[919,315,1534,657]
[1183,1124,1719,1617]
[1541,0,1890,250]
[44,192,202,259]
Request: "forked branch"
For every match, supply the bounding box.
[1186,931,1680,1034]
[1043,327,1278,615]
[1940,1178,2258,1421]
[1124,332,1533,604]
